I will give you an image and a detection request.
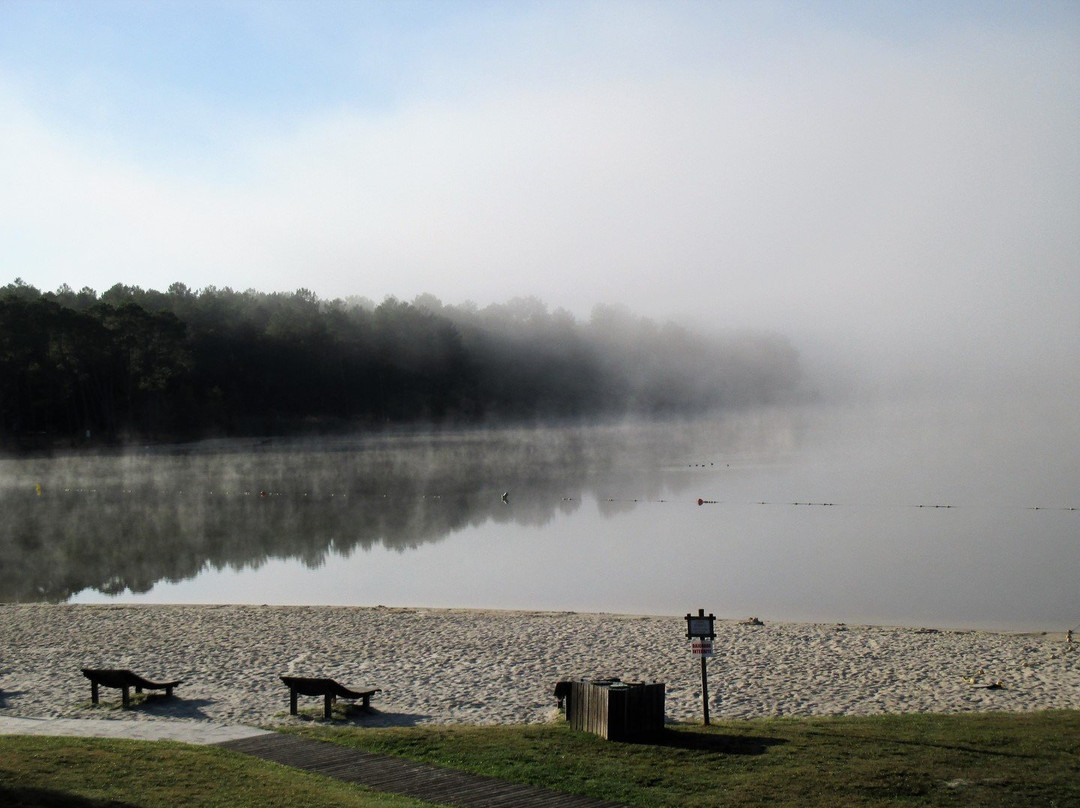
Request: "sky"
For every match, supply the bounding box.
[1,0,1077,396]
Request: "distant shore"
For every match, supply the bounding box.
[1,604,1077,727]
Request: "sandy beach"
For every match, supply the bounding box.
[1,604,1077,728]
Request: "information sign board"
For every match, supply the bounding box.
[684,607,716,726]
[685,609,716,639]
[691,639,714,657]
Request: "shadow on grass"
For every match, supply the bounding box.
[0,784,138,807]
[281,704,437,728]
[804,728,1040,760]
[631,728,787,755]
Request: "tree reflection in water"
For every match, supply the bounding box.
[1,416,790,602]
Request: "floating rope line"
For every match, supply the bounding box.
[24,486,1080,512]
[600,497,672,504]
[683,498,1078,511]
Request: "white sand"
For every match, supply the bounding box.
[1,604,1077,728]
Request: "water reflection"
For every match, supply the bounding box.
[2,401,1076,631]
[0,416,792,603]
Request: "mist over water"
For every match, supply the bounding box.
[3,390,1076,631]
[1,1,1075,636]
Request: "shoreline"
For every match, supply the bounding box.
[2,604,1078,728]
[64,596,1070,637]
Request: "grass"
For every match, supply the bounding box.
[0,735,440,808]
[286,710,1080,807]
[2,711,1078,807]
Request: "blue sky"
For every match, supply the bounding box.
[1,1,1078,392]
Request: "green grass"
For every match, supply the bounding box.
[0,735,442,808]
[3,712,1078,807]
[285,710,1080,807]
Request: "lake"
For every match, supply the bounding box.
[2,395,1076,631]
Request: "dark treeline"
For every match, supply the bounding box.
[0,278,801,448]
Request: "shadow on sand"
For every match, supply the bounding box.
[137,696,219,721]
[0,688,23,709]
[76,692,217,719]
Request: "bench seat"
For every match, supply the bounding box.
[81,668,182,707]
[280,675,380,718]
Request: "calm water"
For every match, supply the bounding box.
[2,396,1076,630]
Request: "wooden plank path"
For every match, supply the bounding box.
[218,732,634,808]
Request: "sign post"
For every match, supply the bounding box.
[685,608,716,726]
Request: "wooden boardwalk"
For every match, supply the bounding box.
[218,732,633,808]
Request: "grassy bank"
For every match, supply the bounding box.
[2,711,1078,807]
[289,710,1080,807]
[0,735,437,808]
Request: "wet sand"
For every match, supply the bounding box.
[1,604,1077,727]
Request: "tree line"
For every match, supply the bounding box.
[0,279,802,449]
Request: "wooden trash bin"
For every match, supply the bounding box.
[564,679,664,741]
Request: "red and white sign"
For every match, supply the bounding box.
[691,639,714,658]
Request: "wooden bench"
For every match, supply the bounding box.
[280,676,381,719]
[81,668,183,707]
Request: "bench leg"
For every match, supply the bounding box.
[290,688,298,716]
[361,693,371,709]
[165,685,173,698]
[90,681,99,705]
[323,694,333,719]
[135,686,143,695]
[122,686,130,707]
